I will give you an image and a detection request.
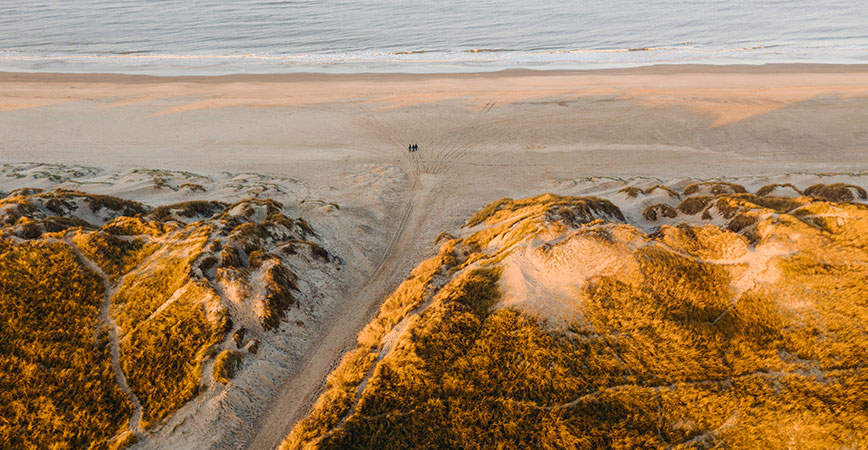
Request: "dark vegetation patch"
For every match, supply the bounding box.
[13,217,44,239]
[683,181,747,196]
[148,201,227,222]
[42,215,96,232]
[435,232,456,244]
[309,242,331,261]
[221,198,283,220]
[213,350,244,384]
[715,197,740,219]
[277,239,331,260]
[247,249,272,268]
[804,183,867,203]
[756,183,802,197]
[617,186,642,198]
[677,196,712,215]
[642,203,678,221]
[546,199,624,227]
[295,217,317,238]
[745,195,806,213]
[179,183,206,193]
[261,263,299,331]
[0,198,40,226]
[619,185,681,199]
[644,184,681,199]
[727,213,758,233]
[39,189,147,217]
[5,187,43,197]
[233,328,247,348]
[218,245,243,269]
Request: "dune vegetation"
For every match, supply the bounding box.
[0,188,334,448]
[0,239,130,450]
[283,182,868,450]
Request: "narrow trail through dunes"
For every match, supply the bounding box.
[245,173,432,450]
[63,238,145,436]
[245,106,475,449]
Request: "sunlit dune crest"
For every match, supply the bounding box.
[284,186,868,449]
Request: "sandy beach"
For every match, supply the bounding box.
[2,64,868,449]
[3,64,868,175]
[3,63,868,256]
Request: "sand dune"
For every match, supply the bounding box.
[2,65,868,448]
[1,162,866,449]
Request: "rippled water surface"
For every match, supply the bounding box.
[1,0,866,73]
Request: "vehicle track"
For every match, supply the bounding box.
[246,104,486,449]
[245,172,426,450]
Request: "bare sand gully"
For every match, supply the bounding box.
[246,172,437,450]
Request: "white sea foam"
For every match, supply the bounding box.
[0,0,866,74]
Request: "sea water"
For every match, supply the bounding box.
[1,0,866,74]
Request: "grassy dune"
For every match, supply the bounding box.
[0,189,333,447]
[0,239,130,450]
[284,183,868,450]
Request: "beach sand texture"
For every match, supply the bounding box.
[2,64,868,176]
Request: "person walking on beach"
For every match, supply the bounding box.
[409,144,412,152]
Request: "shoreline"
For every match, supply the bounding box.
[4,62,868,83]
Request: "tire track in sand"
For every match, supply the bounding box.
[246,175,427,450]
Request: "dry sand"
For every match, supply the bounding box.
[2,64,868,449]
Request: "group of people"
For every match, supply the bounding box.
[408,143,419,152]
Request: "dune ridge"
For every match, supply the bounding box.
[282,182,868,449]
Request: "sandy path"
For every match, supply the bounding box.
[245,175,430,450]
[62,238,144,434]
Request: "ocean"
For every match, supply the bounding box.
[1,0,866,75]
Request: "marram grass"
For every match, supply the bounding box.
[283,188,868,450]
